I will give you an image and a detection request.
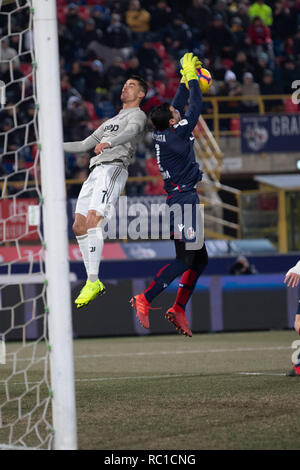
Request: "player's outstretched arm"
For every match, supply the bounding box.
[63,134,99,154]
[284,261,300,288]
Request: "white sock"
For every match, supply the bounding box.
[87,227,104,282]
[76,234,89,276]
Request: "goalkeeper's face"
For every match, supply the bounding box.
[169,106,180,126]
[121,79,145,105]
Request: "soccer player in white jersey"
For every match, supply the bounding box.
[63,76,148,308]
[284,261,300,376]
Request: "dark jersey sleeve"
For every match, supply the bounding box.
[171,83,189,117]
[173,80,203,139]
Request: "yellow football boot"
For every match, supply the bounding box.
[75,279,106,308]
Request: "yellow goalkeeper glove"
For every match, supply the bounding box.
[181,52,198,82]
[180,56,203,87]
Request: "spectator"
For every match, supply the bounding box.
[232,50,255,82]
[280,57,299,94]
[293,25,300,60]
[125,0,151,36]
[212,0,230,24]
[126,158,147,196]
[0,38,20,73]
[248,16,272,49]
[254,51,270,83]
[207,14,235,60]
[150,1,172,40]
[272,2,296,41]
[69,61,87,96]
[259,69,283,112]
[231,16,246,50]
[185,0,210,40]
[241,72,260,113]
[164,15,193,60]
[79,18,103,52]
[229,256,257,275]
[137,40,161,79]
[291,0,300,28]
[65,3,84,39]
[64,96,89,141]
[219,70,242,119]
[126,56,144,78]
[104,13,132,49]
[249,0,273,27]
[84,59,105,101]
[91,5,111,32]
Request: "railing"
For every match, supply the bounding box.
[201,94,293,142]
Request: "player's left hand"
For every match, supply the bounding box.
[94,142,111,155]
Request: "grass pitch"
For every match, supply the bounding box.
[73,330,300,450]
[0,330,300,450]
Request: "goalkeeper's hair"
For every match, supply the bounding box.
[129,75,148,98]
[150,102,172,131]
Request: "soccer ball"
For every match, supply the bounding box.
[196,67,212,94]
[184,67,212,94]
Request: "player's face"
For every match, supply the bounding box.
[121,79,144,103]
[169,106,180,126]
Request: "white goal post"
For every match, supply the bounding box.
[32,0,77,450]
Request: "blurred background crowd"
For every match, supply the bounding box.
[1,0,300,197]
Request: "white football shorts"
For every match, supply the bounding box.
[75,163,128,218]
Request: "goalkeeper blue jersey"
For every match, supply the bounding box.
[152,80,203,194]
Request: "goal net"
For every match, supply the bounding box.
[0,0,76,450]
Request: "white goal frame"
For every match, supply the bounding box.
[32,0,77,450]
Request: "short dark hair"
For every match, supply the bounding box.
[150,102,172,131]
[129,75,148,98]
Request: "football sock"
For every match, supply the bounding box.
[175,269,198,310]
[87,227,103,282]
[144,259,188,303]
[76,234,89,276]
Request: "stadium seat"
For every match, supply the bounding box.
[230,118,241,137]
[163,59,177,79]
[146,157,160,176]
[19,63,32,78]
[83,101,98,121]
[57,6,66,24]
[283,98,299,114]
[78,6,91,21]
[151,42,167,60]
[164,79,180,99]
[154,81,166,98]
[145,179,165,195]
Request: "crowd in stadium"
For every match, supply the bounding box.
[1,0,300,196]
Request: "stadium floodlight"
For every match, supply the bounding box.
[0,0,77,450]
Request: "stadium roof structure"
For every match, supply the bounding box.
[254,174,300,191]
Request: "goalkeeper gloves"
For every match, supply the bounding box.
[181,52,198,82]
[180,55,203,84]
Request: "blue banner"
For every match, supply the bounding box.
[241,114,300,153]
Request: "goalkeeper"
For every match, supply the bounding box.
[130,53,208,337]
[284,261,300,376]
